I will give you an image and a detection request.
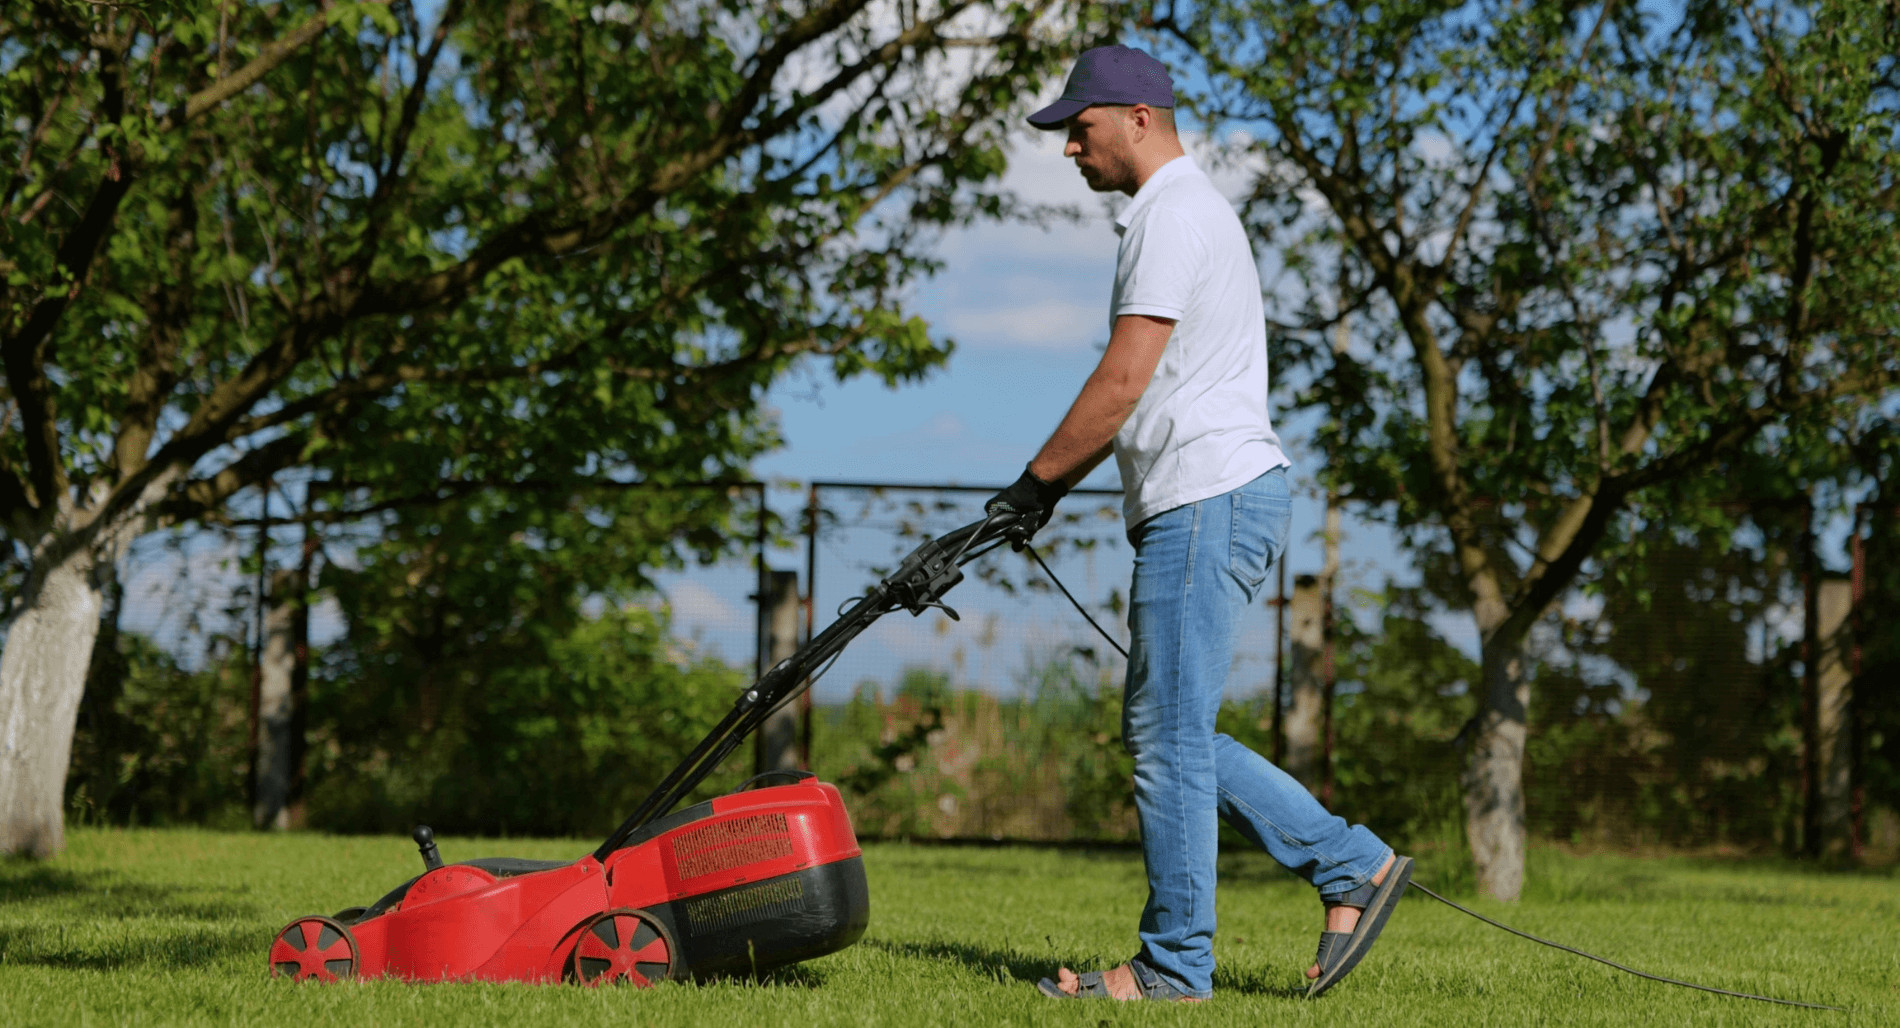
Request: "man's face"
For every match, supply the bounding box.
[1064,106,1138,195]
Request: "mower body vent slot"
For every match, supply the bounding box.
[672,813,792,879]
[683,877,806,934]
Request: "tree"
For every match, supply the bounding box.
[307,490,748,836]
[0,0,1107,857]
[1156,0,1900,896]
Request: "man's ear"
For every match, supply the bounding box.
[1119,103,1143,144]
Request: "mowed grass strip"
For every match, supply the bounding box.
[0,829,1892,1027]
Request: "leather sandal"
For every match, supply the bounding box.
[1308,855,1413,998]
[1037,956,1197,1001]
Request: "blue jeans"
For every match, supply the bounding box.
[1122,468,1390,998]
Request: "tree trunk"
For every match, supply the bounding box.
[0,542,104,858]
[1464,631,1530,900]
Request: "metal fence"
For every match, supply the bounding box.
[80,484,1897,858]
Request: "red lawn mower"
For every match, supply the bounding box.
[268,513,1019,987]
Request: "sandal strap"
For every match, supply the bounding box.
[1321,879,1379,911]
[1037,960,1198,1001]
[1070,969,1114,998]
[1312,929,1351,970]
[1127,957,1193,1000]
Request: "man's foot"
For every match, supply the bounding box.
[1051,964,1140,999]
[1306,851,1395,980]
[1038,959,1205,1002]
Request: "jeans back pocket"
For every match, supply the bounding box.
[1230,473,1291,596]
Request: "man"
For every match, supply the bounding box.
[984,45,1411,1003]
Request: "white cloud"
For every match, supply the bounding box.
[922,412,966,438]
[662,579,748,633]
[941,299,1103,349]
[917,129,1279,353]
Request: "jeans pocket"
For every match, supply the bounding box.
[1230,474,1291,595]
[1230,500,1272,594]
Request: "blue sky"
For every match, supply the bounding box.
[751,127,1411,587]
[640,127,1435,697]
[109,28,1856,695]
[115,29,1419,687]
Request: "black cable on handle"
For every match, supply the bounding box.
[1023,543,1128,660]
[1020,541,1842,1014]
[1406,881,1842,1012]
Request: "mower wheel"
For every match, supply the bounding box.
[568,908,678,987]
[269,915,359,982]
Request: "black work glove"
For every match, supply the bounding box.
[985,465,1069,549]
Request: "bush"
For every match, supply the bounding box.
[305,604,743,837]
[66,627,251,830]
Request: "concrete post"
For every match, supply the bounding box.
[1817,577,1854,857]
[1284,574,1325,793]
[252,565,306,830]
[755,569,803,773]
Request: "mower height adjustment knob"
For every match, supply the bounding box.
[413,825,444,871]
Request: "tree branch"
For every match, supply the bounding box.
[156,433,314,525]
[0,43,133,514]
[169,6,344,127]
[373,0,463,196]
[718,0,878,138]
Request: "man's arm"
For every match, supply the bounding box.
[1028,314,1175,486]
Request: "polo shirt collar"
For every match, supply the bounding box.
[1115,154,1198,231]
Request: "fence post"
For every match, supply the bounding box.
[1801,505,1821,856]
[1267,559,1287,766]
[1850,510,1868,859]
[1320,491,1340,806]
[1816,577,1854,858]
[755,569,803,773]
[803,484,820,769]
[1285,574,1325,794]
[246,477,271,820]
[253,563,303,830]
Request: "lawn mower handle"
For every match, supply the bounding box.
[592,511,1022,860]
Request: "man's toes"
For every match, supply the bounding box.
[1056,967,1082,996]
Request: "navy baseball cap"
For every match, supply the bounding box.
[1028,46,1175,129]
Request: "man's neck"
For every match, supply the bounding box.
[1126,146,1188,196]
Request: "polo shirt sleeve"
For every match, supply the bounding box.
[1114,204,1205,322]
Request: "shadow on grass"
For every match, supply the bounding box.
[0,859,261,970]
[865,938,1309,998]
[694,964,832,990]
[865,937,1064,985]
[0,863,96,903]
[0,922,260,972]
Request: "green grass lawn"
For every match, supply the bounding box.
[0,828,1893,1026]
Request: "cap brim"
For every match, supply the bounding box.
[1027,97,1090,130]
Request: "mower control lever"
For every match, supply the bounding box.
[413,825,443,871]
[881,535,966,615]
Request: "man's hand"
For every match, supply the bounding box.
[985,465,1070,548]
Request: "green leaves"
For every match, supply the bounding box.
[0,0,1102,552]
[1162,0,1899,607]
[325,1,401,36]
[308,491,751,834]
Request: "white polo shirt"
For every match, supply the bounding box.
[1111,154,1289,529]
